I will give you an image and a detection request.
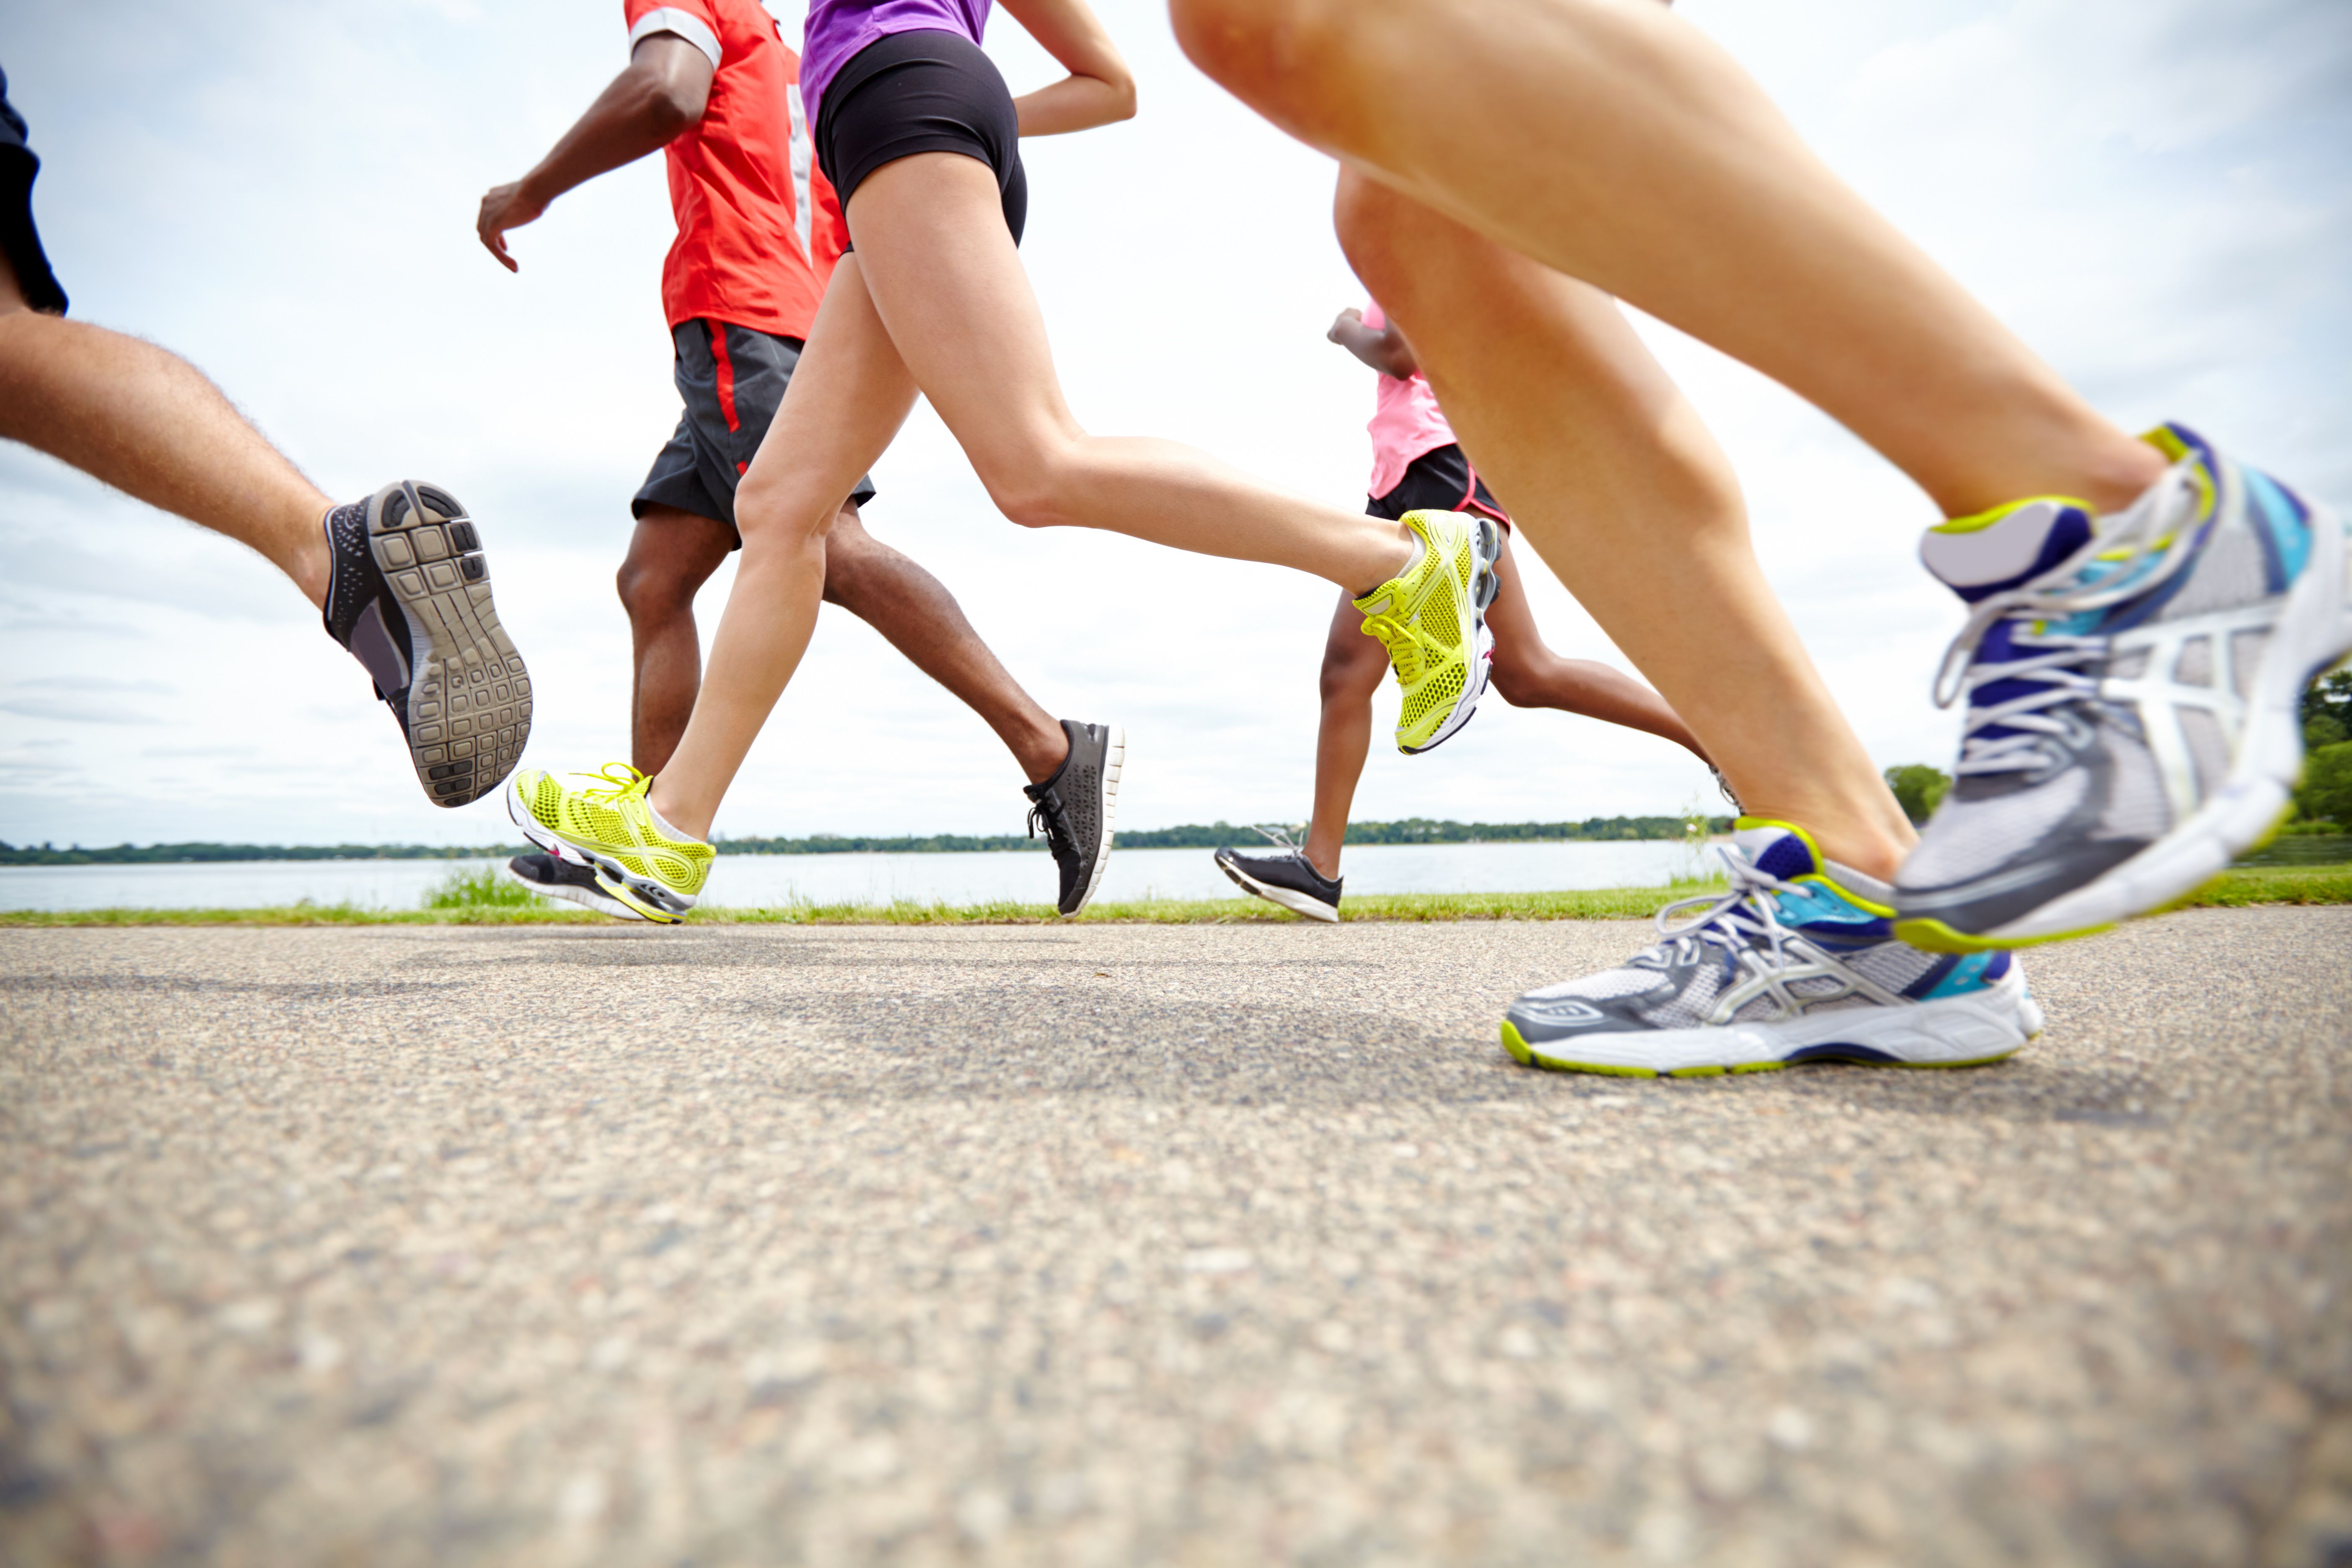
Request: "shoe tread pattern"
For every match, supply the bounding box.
[374,482,531,807]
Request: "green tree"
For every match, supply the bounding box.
[1883,763,1953,826]
[2306,666,2352,733]
[2293,741,2352,830]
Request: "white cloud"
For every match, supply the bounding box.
[0,0,2344,847]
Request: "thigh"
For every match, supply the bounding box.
[845,152,1083,474]
[737,257,921,535]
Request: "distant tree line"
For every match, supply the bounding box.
[3,814,1732,866]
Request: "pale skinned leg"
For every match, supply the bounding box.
[1301,534,1711,882]
[1171,0,2164,520]
[649,254,921,837]
[0,257,335,606]
[1333,170,1917,875]
[840,153,1417,586]
[652,156,1428,837]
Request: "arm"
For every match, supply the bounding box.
[997,0,1137,136]
[476,33,715,272]
[1327,307,1420,379]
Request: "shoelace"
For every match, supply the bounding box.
[1026,787,1073,856]
[1930,467,2203,778]
[572,761,655,805]
[1248,824,1303,851]
[1643,846,1802,975]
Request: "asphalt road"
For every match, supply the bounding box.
[3,908,2349,1567]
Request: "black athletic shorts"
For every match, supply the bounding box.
[633,318,878,544]
[1366,442,1512,529]
[815,29,1028,247]
[0,68,68,315]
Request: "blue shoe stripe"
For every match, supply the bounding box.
[2245,466,2310,589]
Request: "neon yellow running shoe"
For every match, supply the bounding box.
[1353,508,1502,753]
[507,763,713,924]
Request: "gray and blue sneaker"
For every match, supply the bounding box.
[1214,828,1342,922]
[1894,424,2350,952]
[1503,823,2042,1077]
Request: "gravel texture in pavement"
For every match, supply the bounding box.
[2,909,2349,1567]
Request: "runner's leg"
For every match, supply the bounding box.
[1333,169,1915,875]
[0,258,335,605]
[1482,535,1707,761]
[843,153,1417,590]
[1305,590,1390,880]
[823,503,1071,785]
[648,255,920,837]
[616,504,735,775]
[1171,0,2163,518]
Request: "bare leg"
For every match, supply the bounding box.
[656,162,1432,838]
[823,505,1069,784]
[1171,0,2164,519]
[1304,589,1392,881]
[1482,535,1707,761]
[1333,170,1916,874]
[650,254,921,837]
[0,261,335,606]
[844,153,1416,589]
[616,504,736,775]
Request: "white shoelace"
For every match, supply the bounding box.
[1930,467,2202,778]
[1641,846,1800,972]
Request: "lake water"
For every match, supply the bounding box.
[0,839,1713,912]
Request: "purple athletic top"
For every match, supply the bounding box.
[801,0,993,127]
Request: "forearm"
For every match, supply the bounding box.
[1013,72,1135,135]
[1332,320,1416,377]
[520,76,686,206]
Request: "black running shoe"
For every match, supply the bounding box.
[506,851,641,920]
[323,480,531,808]
[1214,831,1343,922]
[1024,720,1122,917]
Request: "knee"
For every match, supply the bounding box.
[1171,0,1343,106]
[976,445,1082,531]
[1320,638,1386,707]
[733,470,831,556]
[615,550,698,624]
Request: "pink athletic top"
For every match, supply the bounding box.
[802,0,991,127]
[1362,300,1457,500]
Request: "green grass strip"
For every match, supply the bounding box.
[4,867,2346,928]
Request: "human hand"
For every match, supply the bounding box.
[1327,306,1363,344]
[477,181,547,273]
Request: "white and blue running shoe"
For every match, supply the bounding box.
[1502,824,2042,1078]
[1894,423,2352,952]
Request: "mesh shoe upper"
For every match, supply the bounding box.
[517,765,713,897]
[1896,422,2325,936]
[1353,510,1491,752]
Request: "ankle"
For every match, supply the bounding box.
[293,505,333,610]
[1014,719,1070,787]
[645,784,710,844]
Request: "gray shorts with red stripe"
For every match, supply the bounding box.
[633,318,877,544]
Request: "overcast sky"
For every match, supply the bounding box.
[1,0,2346,849]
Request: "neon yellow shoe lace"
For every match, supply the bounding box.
[571,761,655,807]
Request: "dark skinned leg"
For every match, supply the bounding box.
[822,503,1068,784]
[1304,588,1393,881]
[1482,532,1710,762]
[616,504,736,776]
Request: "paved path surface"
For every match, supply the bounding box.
[3,909,2349,1567]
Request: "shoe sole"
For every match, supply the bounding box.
[1065,726,1124,918]
[507,788,695,925]
[1501,974,2044,1077]
[1897,497,2352,953]
[1214,853,1340,922]
[370,481,531,807]
[1400,513,1503,756]
[503,860,644,921]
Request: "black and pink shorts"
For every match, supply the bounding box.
[1367,443,1512,530]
